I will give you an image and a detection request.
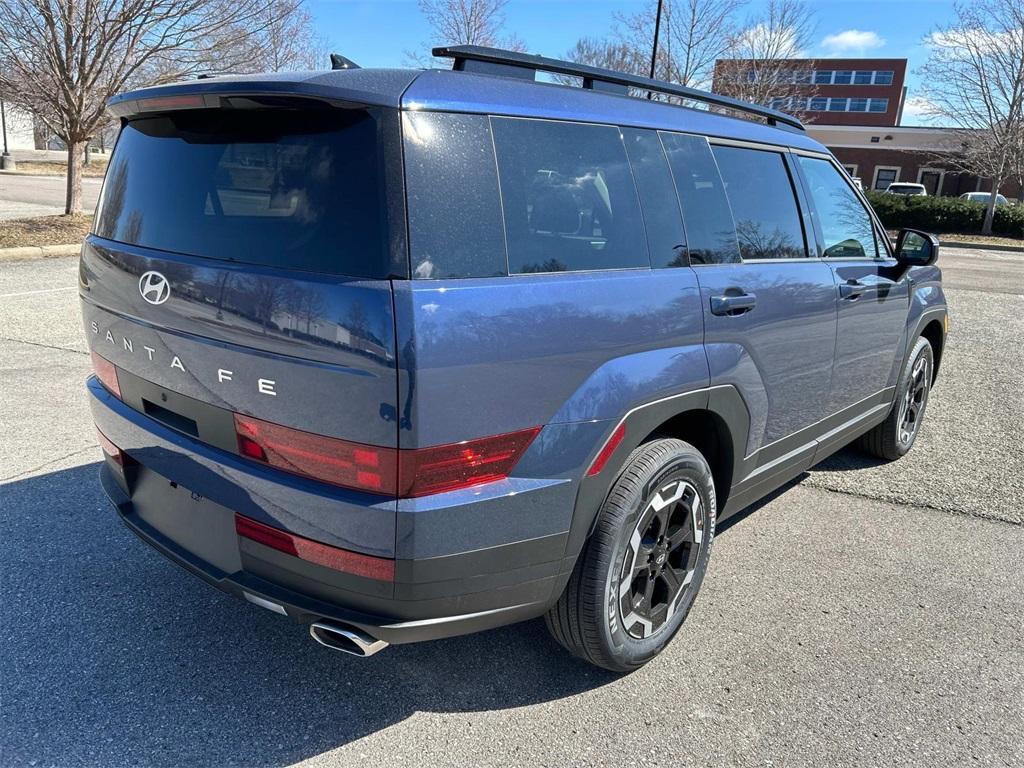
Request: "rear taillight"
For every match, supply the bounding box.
[234,513,395,581]
[91,351,121,398]
[233,413,398,494]
[232,414,539,498]
[398,428,541,497]
[96,427,124,466]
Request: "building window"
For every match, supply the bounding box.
[790,96,808,111]
[873,167,900,190]
[843,164,858,177]
[810,97,829,111]
[874,71,894,85]
[834,70,853,84]
[849,98,868,112]
[828,98,848,111]
[854,71,873,84]
[770,97,788,109]
[794,70,812,84]
[814,70,833,84]
[868,98,889,112]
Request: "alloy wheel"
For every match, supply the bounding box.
[898,355,930,446]
[618,479,704,639]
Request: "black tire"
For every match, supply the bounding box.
[545,438,716,672]
[858,336,934,461]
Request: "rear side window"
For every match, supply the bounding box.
[491,117,649,274]
[710,145,806,260]
[96,108,396,278]
[621,128,687,268]
[660,132,740,265]
[797,156,879,258]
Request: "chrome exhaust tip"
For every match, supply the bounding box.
[309,621,389,657]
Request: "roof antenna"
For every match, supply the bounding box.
[330,53,360,70]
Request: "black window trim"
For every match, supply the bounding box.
[789,148,895,262]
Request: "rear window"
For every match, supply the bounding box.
[491,117,649,274]
[96,108,396,278]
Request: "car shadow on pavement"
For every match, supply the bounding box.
[808,445,887,473]
[1,463,619,767]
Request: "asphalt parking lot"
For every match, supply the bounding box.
[1,248,1022,767]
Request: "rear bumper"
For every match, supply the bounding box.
[89,378,575,644]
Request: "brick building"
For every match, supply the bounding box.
[713,57,1022,201]
[712,57,908,127]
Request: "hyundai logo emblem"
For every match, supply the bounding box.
[138,271,171,305]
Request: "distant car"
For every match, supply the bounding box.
[886,183,927,196]
[959,192,1009,206]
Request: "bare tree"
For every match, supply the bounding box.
[567,0,741,91]
[714,0,817,120]
[919,0,1024,233]
[225,0,329,72]
[406,0,525,66]
[0,0,315,215]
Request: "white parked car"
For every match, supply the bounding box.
[886,183,927,196]
[959,192,1009,206]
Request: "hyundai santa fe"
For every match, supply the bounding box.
[82,46,948,671]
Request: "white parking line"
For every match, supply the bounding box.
[0,286,77,299]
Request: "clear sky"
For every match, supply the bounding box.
[307,0,960,124]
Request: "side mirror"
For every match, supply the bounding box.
[895,228,939,267]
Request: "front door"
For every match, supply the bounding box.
[795,154,909,415]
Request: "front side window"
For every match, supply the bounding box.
[491,117,648,274]
[711,145,806,260]
[798,156,879,259]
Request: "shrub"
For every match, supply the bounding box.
[864,191,1024,239]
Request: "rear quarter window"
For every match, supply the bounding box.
[96,107,398,278]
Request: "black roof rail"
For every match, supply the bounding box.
[432,45,804,132]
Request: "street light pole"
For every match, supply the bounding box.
[649,0,664,80]
[1,99,9,157]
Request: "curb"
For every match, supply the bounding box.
[938,240,1023,254]
[0,243,81,262]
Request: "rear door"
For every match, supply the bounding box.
[794,154,908,416]
[82,100,405,557]
[662,134,837,464]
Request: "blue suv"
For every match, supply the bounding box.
[83,47,948,671]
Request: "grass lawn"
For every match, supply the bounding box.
[0,215,93,249]
[11,159,108,178]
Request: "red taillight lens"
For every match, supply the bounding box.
[235,513,395,581]
[232,414,539,498]
[233,413,398,494]
[587,422,625,477]
[398,427,541,497]
[96,427,124,466]
[91,351,121,398]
